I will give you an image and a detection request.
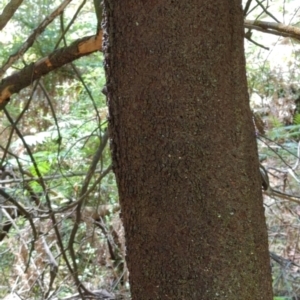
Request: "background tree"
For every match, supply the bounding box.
[103,0,273,299]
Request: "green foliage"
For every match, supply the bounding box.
[293,113,300,125]
[0,1,123,299]
[244,1,300,298]
[0,241,15,297]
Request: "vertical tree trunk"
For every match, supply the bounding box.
[103,1,273,299]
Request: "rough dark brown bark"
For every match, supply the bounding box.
[103,1,273,299]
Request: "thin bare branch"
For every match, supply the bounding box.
[0,0,24,30]
[255,0,280,23]
[3,108,76,290]
[243,0,253,16]
[0,188,38,240]
[245,35,269,50]
[67,131,108,296]
[42,236,58,299]
[0,0,73,79]
[0,168,107,185]
[55,0,87,49]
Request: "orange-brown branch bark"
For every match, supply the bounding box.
[0,31,102,110]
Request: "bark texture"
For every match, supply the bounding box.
[103,0,273,299]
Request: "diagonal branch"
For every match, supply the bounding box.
[243,0,253,16]
[244,19,300,41]
[255,0,280,23]
[0,0,24,30]
[0,0,73,79]
[0,30,102,110]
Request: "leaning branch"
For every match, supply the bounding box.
[0,31,102,110]
[0,0,73,79]
[0,0,24,30]
[244,19,300,41]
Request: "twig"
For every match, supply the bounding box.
[243,0,253,16]
[0,0,73,79]
[245,35,269,50]
[0,168,108,185]
[41,236,58,299]
[67,131,108,295]
[270,251,300,268]
[255,0,280,23]
[0,188,38,239]
[55,0,87,49]
[3,109,76,290]
[38,81,62,146]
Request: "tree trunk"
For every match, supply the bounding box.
[103,1,273,299]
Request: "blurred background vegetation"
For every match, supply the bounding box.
[1,0,300,299]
